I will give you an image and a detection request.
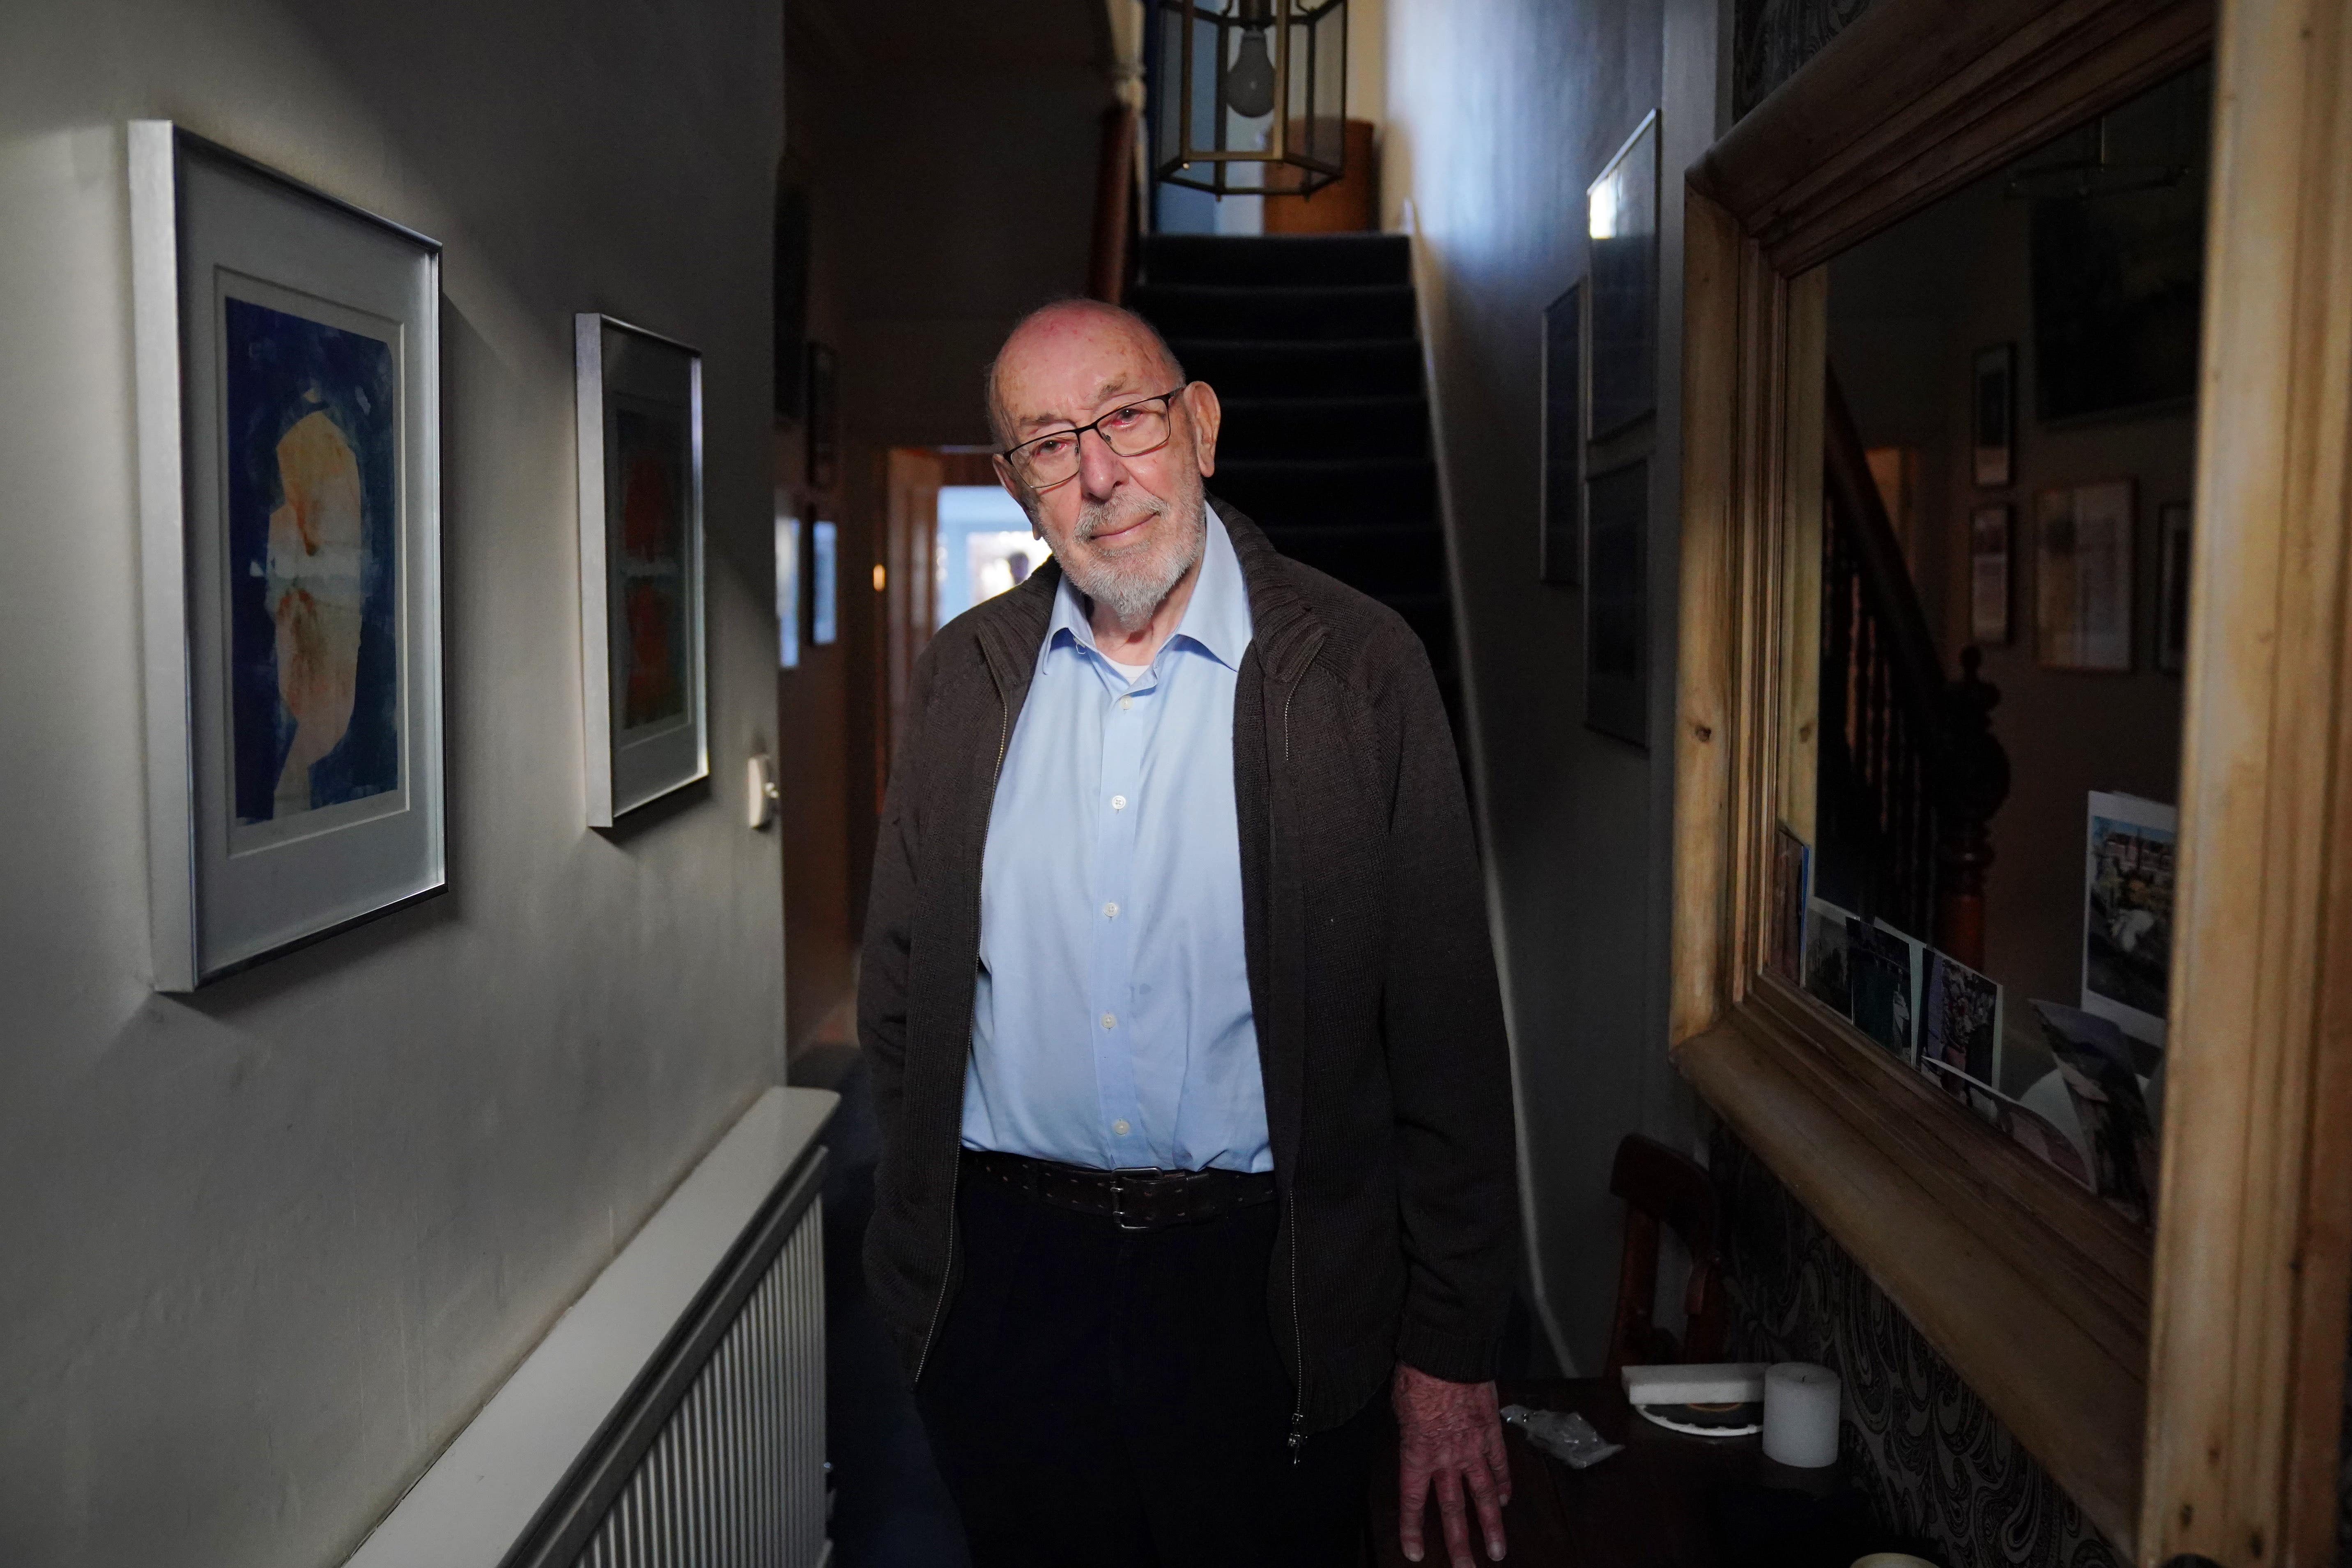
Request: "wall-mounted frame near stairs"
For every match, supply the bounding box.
[1669,0,2352,1560]
[343,1087,838,1568]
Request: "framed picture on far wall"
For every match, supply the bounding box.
[2036,479,2135,672]
[1972,343,2014,487]
[1584,458,1648,746]
[1587,111,1660,439]
[129,122,447,991]
[811,518,840,646]
[2157,501,2192,674]
[576,314,708,826]
[1970,503,2013,645]
[1538,280,1585,584]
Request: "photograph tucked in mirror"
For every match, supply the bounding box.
[1766,62,2208,1227]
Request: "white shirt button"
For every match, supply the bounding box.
[1110,794,1127,811]
[1113,1119,1132,1136]
[1119,695,1134,710]
[1103,902,1120,919]
[1101,1012,1117,1029]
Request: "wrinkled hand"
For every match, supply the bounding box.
[1392,1362,1509,1565]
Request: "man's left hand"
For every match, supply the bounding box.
[1391,1362,1509,1565]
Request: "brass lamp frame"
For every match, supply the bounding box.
[1153,0,1347,198]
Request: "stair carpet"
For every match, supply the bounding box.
[1128,234,1462,730]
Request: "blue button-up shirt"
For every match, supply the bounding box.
[961,510,1271,1173]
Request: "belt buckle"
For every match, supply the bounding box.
[1110,1168,1157,1232]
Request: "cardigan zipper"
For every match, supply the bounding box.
[912,690,1014,1387]
[1286,1185,1308,1463]
[1278,675,1308,1464]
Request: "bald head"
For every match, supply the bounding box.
[985,299,1188,448]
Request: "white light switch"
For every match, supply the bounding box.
[747,754,779,830]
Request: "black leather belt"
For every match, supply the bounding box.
[962,1150,1276,1231]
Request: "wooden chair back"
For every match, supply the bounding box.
[1602,1133,1729,1380]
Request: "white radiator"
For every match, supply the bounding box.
[569,1208,827,1568]
[346,1087,838,1568]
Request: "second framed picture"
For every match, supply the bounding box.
[575,314,708,825]
[2035,478,2135,673]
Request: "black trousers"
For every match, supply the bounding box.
[915,1171,1379,1568]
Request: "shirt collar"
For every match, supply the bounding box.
[1045,506,1255,672]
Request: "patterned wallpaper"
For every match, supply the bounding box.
[1712,1129,2126,1568]
[1732,0,1878,117]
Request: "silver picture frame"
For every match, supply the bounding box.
[130,122,446,991]
[575,314,708,825]
[1586,110,1660,441]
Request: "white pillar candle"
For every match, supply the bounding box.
[1762,1361,1842,1467]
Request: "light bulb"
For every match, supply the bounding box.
[1225,29,1276,119]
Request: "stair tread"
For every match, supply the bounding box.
[1142,233,1411,287]
[1170,335,1421,351]
[1136,282,1416,303]
[1218,456,1434,474]
[1217,393,1428,408]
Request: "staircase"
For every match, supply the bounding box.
[1128,233,1462,735]
[1816,369,2009,966]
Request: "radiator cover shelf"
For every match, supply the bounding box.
[347,1086,838,1568]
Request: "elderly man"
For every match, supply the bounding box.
[860,298,1517,1568]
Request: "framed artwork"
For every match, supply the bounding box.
[1538,281,1586,584]
[806,340,840,492]
[129,123,445,991]
[2035,478,2135,671]
[1972,343,2015,486]
[575,314,707,825]
[1587,111,1660,439]
[1969,503,2013,645]
[1583,457,1648,746]
[2157,501,2192,673]
[2031,169,2204,425]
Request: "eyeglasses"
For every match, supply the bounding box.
[1001,386,1189,492]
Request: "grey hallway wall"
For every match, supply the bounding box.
[1382,0,1724,1369]
[0,4,786,1565]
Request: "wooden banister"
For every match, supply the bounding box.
[1824,373,1943,730]
[1819,369,2009,965]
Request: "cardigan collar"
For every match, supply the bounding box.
[970,492,1323,697]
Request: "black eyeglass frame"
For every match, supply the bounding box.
[999,385,1191,492]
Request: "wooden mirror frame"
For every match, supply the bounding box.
[1668,0,2352,1559]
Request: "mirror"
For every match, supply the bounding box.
[1768,64,2212,1224]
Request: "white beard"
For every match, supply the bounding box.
[1057,489,1206,631]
